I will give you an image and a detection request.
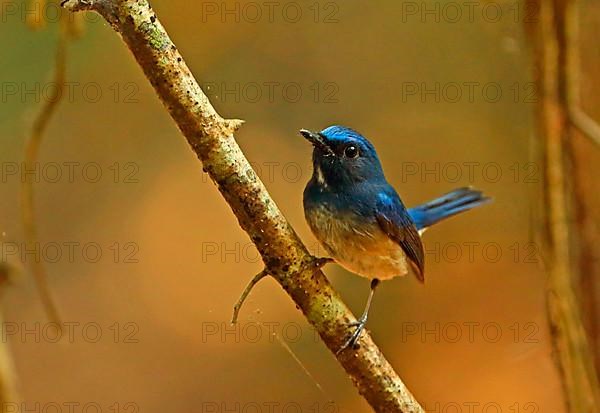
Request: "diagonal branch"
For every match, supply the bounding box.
[60,0,424,411]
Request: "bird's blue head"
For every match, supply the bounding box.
[300,125,385,189]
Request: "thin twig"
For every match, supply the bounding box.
[232,257,334,324]
[562,0,600,147]
[569,107,600,146]
[21,15,72,327]
[60,1,424,411]
[231,269,269,325]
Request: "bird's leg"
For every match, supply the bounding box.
[337,278,380,354]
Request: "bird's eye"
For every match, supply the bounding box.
[344,145,359,159]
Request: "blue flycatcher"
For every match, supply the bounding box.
[301,125,490,352]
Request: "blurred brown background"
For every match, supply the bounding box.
[1,0,586,411]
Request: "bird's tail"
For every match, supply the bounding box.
[408,187,491,231]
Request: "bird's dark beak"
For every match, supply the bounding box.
[299,129,323,145]
[299,129,333,154]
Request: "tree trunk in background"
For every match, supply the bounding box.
[0,263,20,407]
[570,0,600,379]
[526,0,600,411]
[573,111,600,380]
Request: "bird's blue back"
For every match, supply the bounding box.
[302,125,490,282]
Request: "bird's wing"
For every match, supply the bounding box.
[375,191,425,282]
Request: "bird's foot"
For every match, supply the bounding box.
[336,315,368,355]
[308,257,333,276]
[313,256,333,269]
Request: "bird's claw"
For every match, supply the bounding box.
[336,316,368,355]
[313,256,333,269]
[308,257,333,276]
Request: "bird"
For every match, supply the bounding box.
[300,125,491,352]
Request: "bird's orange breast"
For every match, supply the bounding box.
[305,204,410,280]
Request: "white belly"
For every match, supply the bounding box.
[305,205,410,280]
